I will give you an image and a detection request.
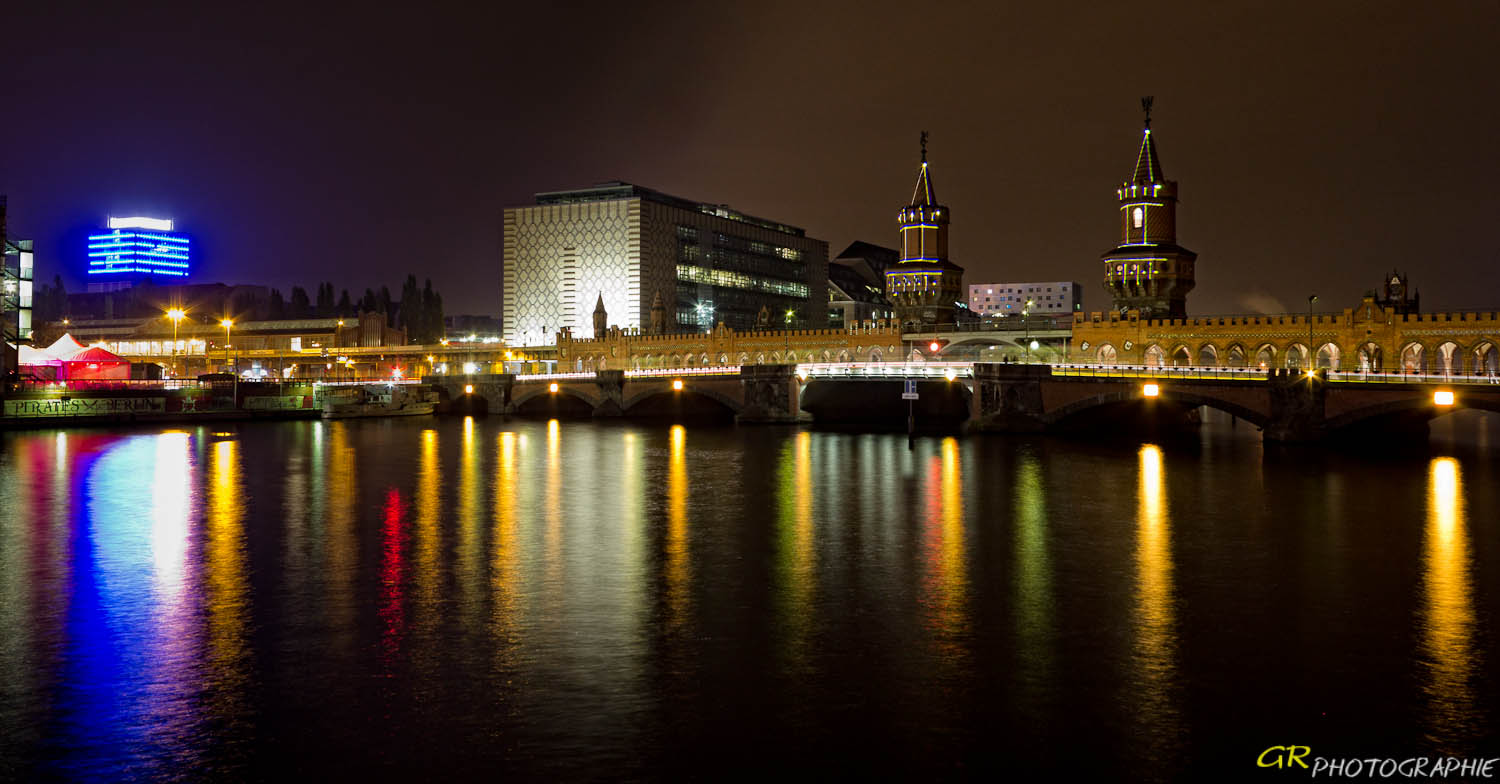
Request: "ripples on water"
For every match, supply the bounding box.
[0,413,1495,780]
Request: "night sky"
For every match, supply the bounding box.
[3,2,1497,317]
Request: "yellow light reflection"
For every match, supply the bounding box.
[457,417,481,614]
[1133,444,1179,737]
[1013,450,1053,692]
[492,431,521,647]
[206,438,249,702]
[327,422,357,635]
[415,429,440,622]
[666,425,690,628]
[775,431,815,663]
[545,420,563,588]
[1421,457,1479,749]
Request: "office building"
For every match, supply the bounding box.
[87,216,191,291]
[968,281,1081,315]
[502,182,828,344]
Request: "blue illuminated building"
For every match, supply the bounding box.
[87,216,191,287]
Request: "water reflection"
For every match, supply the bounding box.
[205,439,251,758]
[666,425,690,630]
[1133,444,1180,746]
[776,431,815,664]
[921,437,969,660]
[1421,457,1481,751]
[1012,450,1053,701]
[491,431,521,647]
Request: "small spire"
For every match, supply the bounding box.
[920,130,928,163]
[910,132,937,206]
[1131,98,1164,184]
[1141,95,1153,129]
[594,293,606,313]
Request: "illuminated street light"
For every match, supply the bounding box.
[943,368,956,381]
[221,319,233,372]
[549,382,559,393]
[929,341,940,353]
[464,384,474,395]
[166,308,185,377]
[1434,390,1455,406]
[1143,383,1160,398]
[672,379,684,391]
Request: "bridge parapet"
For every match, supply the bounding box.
[968,363,1053,433]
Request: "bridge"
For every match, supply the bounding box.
[427,361,1500,442]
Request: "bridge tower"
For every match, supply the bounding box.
[886,132,965,329]
[1101,98,1197,319]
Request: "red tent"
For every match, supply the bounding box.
[61,346,131,380]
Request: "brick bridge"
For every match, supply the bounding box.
[429,362,1500,442]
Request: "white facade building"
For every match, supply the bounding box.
[968,281,1081,316]
[502,183,827,345]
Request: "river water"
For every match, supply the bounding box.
[1,414,1496,780]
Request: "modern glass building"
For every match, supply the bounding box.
[502,182,827,344]
[87,216,191,287]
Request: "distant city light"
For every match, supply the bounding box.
[464,384,474,394]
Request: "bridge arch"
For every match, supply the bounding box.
[1316,342,1341,370]
[1144,344,1165,367]
[1399,341,1427,374]
[1044,387,1271,429]
[621,383,743,416]
[1434,342,1460,375]
[1254,343,1277,369]
[1097,343,1118,364]
[1471,341,1498,375]
[1169,344,1191,367]
[1225,343,1247,368]
[510,383,600,413]
[1196,343,1218,367]
[1326,393,1500,434]
[1285,343,1310,370]
[1357,342,1383,372]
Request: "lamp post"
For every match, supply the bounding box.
[784,309,794,356]
[166,308,185,377]
[1023,298,1034,363]
[221,319,233,374]
[1306,295,1318,370]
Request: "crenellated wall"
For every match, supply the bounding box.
[555,322,908,370]
[1070,297,1500,374]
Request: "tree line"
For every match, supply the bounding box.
[267,275,445,344]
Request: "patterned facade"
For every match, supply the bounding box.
[502,183,827,345]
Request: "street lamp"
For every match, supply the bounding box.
[1023,298,1034,363]
[220,319,234,373]
[1306,295,1318,370]
[784,308,794,355]
[166,308,185,377]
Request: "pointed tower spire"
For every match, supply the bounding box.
[911,130,937,206]
[592,293,608,337]
[1132,96,1164,184]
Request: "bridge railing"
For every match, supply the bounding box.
[508,366,744,383]
[796,361,976,379]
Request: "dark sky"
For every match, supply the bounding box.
[3,1,1497,316]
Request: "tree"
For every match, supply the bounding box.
[268,288,286,320]
[421,280,445,344]
[316,282,334,316]
[337,289,353,317]
[289,286,311,319]
[360,288,377,314]
[378,286,393,327]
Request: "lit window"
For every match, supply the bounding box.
[1133,207,1144,228]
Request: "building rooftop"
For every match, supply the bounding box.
[531,181,806,237]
